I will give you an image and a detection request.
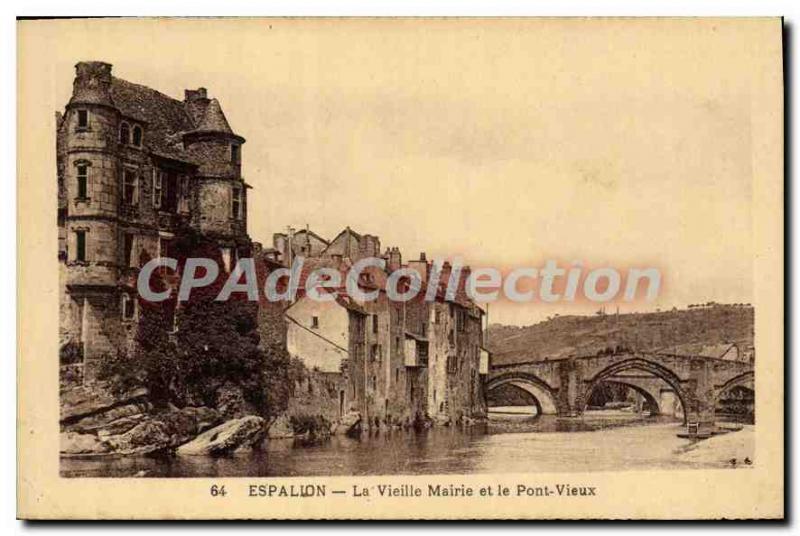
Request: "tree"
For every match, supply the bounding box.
[171,228,292,421]
[102,226,294,421]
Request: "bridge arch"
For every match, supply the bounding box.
[485,372,561,415]
[715,371,754,402]
[585,379,661,415]
[582,357,688,423]
[714,371,754,423]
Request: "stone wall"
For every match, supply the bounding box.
[285,298,349,373]
[195,177,246,238]
[426,302,486,423]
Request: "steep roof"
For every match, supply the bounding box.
[195,99,233,134]
[293,229,330,246]
[108,76,241,168]
[110,77,196,162]
[324,227,361,246]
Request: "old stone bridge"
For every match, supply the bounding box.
[486,351,754,435]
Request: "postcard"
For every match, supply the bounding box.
[17,17,784,520]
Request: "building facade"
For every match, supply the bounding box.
[275,226,488,427]
[58,61,251,381]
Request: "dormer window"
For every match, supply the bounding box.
[231,144,240,164]
[76,110,88,129]
[132,125,143,147]
[119,122,130,144]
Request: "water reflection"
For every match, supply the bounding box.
[61,410,723,478]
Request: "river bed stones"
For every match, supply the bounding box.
[60,431,111,455]
[176,415,266,456]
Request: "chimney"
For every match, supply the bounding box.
[361,234,380,257]
[460,266,472,293]
[184,87,210,125]
[407,252,429,284]
[387,246,402,272]
[69,61,113,107]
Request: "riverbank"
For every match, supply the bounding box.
[61,416,743,478]
[677,425,754,467]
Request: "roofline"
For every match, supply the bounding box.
[321,227,363,255]
[293,229,331,245]
[183,129,246,144]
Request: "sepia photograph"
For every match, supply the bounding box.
[16,16,784,520]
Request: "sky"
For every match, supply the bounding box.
[20,18,768,325]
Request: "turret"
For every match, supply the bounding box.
[63,61,121,288]
[182,93,247,239]
[60,61,124,381]
[182,97,245,178]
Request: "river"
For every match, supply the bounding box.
[61,410,753,478]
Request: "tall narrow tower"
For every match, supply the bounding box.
[182,95,248,266]
[59,61,123,379]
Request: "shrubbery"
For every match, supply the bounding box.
[100,227,292,422]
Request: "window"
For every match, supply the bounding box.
[76,164,88,199]
[370,344,380,362]
[456,309,466,332]
[311,316,319,329]
[158,171,178,213]
[119,122,130,144]
[124,233,135,268]
[231,186,242,220]
[447,355,457,374]
[152,170,162,209]
[418,342,428,366]
[435,310,441,324]
[157,237,174,275]
[231,144,240,164]
[122,169,138,206]
[372,314,378,334]
[75,230,86,262]
[158,237,174,260]
[121,293,135,321]
[221,247,232,272]
[178,176,190,213]
[132,126,143,147]
[77,110,88,129]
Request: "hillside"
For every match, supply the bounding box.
[486,303,754,366]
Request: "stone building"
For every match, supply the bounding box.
[272,226,382,266]
[276,225,488,427]
[402,260,487,424]
[272,227,330,262]
[58,61,251,381]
